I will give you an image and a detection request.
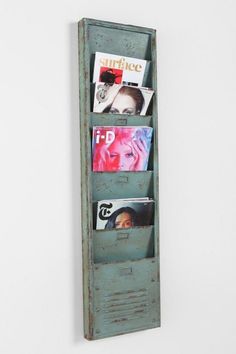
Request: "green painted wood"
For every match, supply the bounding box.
[93,258,160,339]
[78,17,160,340]
[93,226,154,263]
[88,25,152,60]
[78,19,94,340]
[92,171,154,200]
[90,112,153,127]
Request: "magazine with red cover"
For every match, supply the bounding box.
[93,52,147,87]
[92,126,153,172]
[93,83,154,116]
[95,197,154,230]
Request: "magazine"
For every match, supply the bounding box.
[92,126,153,172]
[92,52,147,87]
[95,197,154,230]
[93,83,154,116]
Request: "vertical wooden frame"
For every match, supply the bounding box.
[78,18,160,340]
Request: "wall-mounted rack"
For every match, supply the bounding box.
[78,17,160,340]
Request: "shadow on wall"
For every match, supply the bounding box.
[69,21,84,343]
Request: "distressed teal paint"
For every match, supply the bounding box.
[93,226,154,263]
[92,171,154,200]
[91,113,153,128]
[93,258,160,339]
[78,18,160,340]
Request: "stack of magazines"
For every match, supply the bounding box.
[92,52,154,115]
[92,52,154,231]
[95,197,154,230]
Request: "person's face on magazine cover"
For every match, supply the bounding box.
[106,133,149,171]
[109,92,137,115]
[93,127,151,172]
[114,211,133,229]
[108,139,135,170]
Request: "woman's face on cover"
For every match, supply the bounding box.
[108,139,134,170]
[115,212,133,229]
[109,93,136,115]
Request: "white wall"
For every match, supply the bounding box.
[1,0,236,353]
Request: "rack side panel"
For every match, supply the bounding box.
[78,18,94,340]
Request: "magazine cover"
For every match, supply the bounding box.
[95,198,154,230]
[93,83,154,116]
[92,126,153,172]
[93,52,147,87]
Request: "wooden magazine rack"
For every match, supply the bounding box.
[78,18,160,340]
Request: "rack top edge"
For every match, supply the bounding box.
[78,17,156,35]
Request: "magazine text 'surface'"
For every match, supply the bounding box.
[93,52,147,87]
